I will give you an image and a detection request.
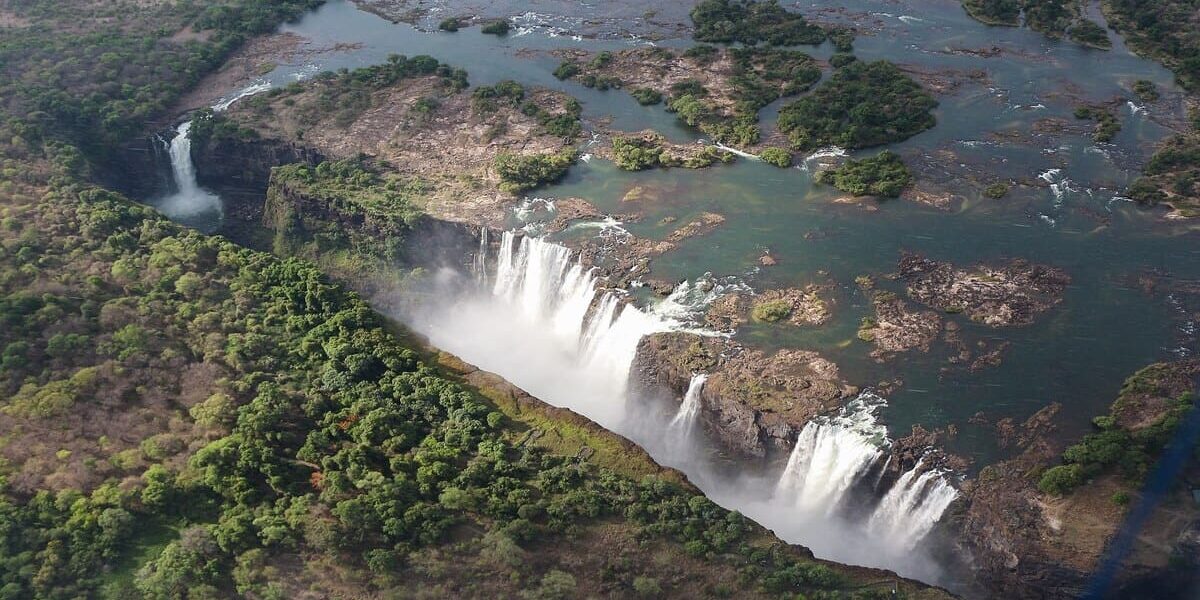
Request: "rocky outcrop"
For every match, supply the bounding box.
[859,291,942,360]
[706,285,833,332]
[898,254,1070,326]
[633,332,855,459]
[953,360,1200,598]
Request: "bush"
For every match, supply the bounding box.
[495,150,578,193]
[612,136,668,171]
[438,17,461,32]
[632,576,662,597]
[481,20,510,35]
[759,147,792,168]
[631,88,664,105]
[752,299,792,322]
[814,151,912,197]
[1132,79,1159,103]
[1038,464,1083,495]
[553,61,580,80]
[1069,19,1111,49]
[983,183,1009,198]
[829,53,857,68]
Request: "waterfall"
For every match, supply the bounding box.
[868,463,960,551]
[774,393,957,551]
[405,231,957,584]
[157,120,222,220]
[156,81,272,227]
[669,373,708,431]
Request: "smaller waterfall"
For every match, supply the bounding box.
[472,227,489,277]
[156,81,272,227]
[157,120,222,220]
[868,463,959,550]
[774,392,956,548]
[669,373,708,431]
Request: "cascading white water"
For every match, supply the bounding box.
[404,230,958,584]
[868,462,960,551]
[157,120,223,220]
[669,373,708,431]
[773,393,957,549]
[157,81,273,225]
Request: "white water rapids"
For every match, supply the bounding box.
[403,230,959,584]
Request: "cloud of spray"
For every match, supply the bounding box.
[399,232,960,586]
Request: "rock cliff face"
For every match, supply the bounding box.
[193,135,325,193]
[632,332,855,459]
[952,360,1200,598]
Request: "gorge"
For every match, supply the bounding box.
[4,0,1199,597]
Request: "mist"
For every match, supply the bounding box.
[399,232,961,586]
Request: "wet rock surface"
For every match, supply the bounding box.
[633,332,856,459]
[898,254,1070,327]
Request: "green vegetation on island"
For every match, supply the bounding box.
[777,61,937,151]
[962,0,1111,49]
[611,134,735,171]
[1104,0,1200,90]
[1132,79,1159,103]
[1038,364,1198,496]
[495,150,579,193]
[962,0,1021,25]
[759,147,793,168]
[690,0,827,46]
[1126,134,1200,217]
[481,20,511,35]
[815,151,913,198]
[1074,106,1121,143]
[473,81,583,140]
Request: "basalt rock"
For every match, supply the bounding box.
[633,332,856,459]
[954,359,1200,598]
[898,254,1070,327]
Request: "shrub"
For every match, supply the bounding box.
[631,88,664,105]
[438,17,461,32]
[612,136,668,171]
[814,151,912,197]
[495,150,578,193]
[1132,79,1158,103]
[553,61,580,80]
[759,147,792,167]
[1069,19,1111,49]
[632,576,662,597]
[1038,464,1083,495]
[983,183,1009,198]
[481,20,510,35]
[752,299,792,322]
[829,53,857,68]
